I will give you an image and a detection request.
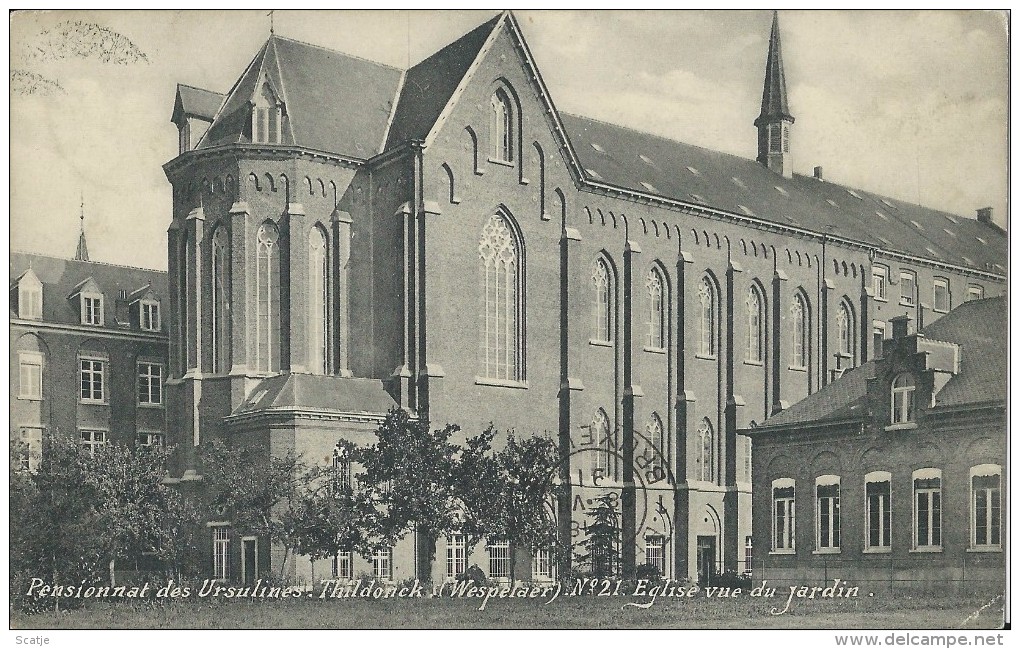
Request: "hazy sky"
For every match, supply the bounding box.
[10,9,1008,271]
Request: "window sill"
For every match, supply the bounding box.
[743,359,764,367]
[873,296,888,303]
[769,549,796,556]
[475,376,528,390]
[966,547,1002,553]
[863,547,892,554]
[909,547,943,554]
[589,339,613,348]
[17,395,43,402]
[79,399,109,406]
[884,422,918,431]
[933,308,949,314]
[138,402,165,409]
[643,346,666,355]
[812,548,841,555]
[695,353,717,361]
[487,157,515,168]
[899,300,916,308]
[788,365,807,372]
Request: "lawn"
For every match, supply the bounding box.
[11,587,1005,630]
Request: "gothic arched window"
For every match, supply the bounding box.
[211,226,230,373]
[646,412,666,475]
[479,213,523,381]
[791,293,808,369]
[837,301,854,363]
[591,408,613,480]
[646,267,665,349]
[308,226,329,375]
[253,83,282,144]
[255,222,280,373]
[696,418,715,483]
[746,286,764,363]
[592,257,612,343]
[490,88,514,163]
[698,278,716,357]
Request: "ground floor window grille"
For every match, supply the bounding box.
[488,541,511,579]
[212,527,230,580]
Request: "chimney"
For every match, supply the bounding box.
[976,207,993,224]
[890,314,913,340]
[813,166,824,181]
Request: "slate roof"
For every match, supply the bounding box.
[173,83,225,123]
[181,12,1007,275]
[750,296,1006,430]
[561,113,1007,274]
[232,373,397,416]
[10,252,168,330]
[199,36,403,157]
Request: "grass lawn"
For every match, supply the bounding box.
[11,588,1005,630]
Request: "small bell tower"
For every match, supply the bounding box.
[755,11,795,178]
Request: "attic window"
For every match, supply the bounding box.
[640,182,658,193]
[731,176,747,190]
[961,256,974,266]
[845,189,864,200]
[140,299,161,332]
[688,193,706,204]
[253,82,283,144]
[880,199,897,210]
[17,272,42,320]
[826,199,839,208]
[944,214,958,224]
[639,154,654,165]
[686,166,701,176]
[943,228,956,238]
[783,214,799,225]
[875,211,889,221]
[82,293,104,326]
[737,204,755,216]
[584,168,603,181]
[877,235,892,246]
[590,143,605,153]
[975,236,987,245]
[910,220,924,231]
[774,186,789,197]
[925,247,940,259]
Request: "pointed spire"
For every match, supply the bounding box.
[755,11,794,127]
[75,193,90,262]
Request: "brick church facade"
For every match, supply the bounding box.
[162,11,1007,586]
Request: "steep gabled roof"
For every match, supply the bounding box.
[199,36,403,157]
[561,112,1007,273]
[755,361,874,429]
[172,84,225,124]
[385,13,503,148]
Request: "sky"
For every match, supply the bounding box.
[9,9,1009,271]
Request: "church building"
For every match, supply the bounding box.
[162,11,1007,586]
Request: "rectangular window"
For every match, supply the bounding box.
[213,527,230,580]
[137,362,163,405]
[872,266,888,301]
[743,536,753,576]
[816,481,841,550]
[79,358,105,402]
[772,483,796,551]
[18,427,43,472]
[532,547,553,581]
[18,351,43,399]
[332,454,352,491]
[333,551,353,580]
[138,432,165,447]
[967,285,985,302]
[141,301,161,331]
[914,475,942,549]
[899,271,916,306]
[872,321,886,359]
[645,535,665,575]
[446,534,467,580]
[19,284,42,319]
[372,547,393,581]
[488,541,511,579]
[972,472,1001,549]
[83,295,103,325]
[866,480,891,549]
[80,429,107,455]
[933,278,950,313]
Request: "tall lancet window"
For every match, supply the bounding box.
[591,257,612,343]
[791,293,808,369]
[211,226,231,373]
[253,83,282,144]
[645,268,665,349]
[697,278,716,357]
[479,213,523,381]
[308,226,329,375]
[837,301,854,363]
[490,88,514,163]
[255,222,280,373]
[746,286,764,363]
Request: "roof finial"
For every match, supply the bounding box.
[268,10,274,35]
[75,192,90,262]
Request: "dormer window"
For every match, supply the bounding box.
[253,82,282,144]
[891,373,915,424]
[141,299,161,331]
[16,271,42,320]
[489,88,514,163]
[82,293,104,326]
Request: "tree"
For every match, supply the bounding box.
[460,431,561,585]
[351,408,467,584]
[576,493,621,578]
[199,439,308,579]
